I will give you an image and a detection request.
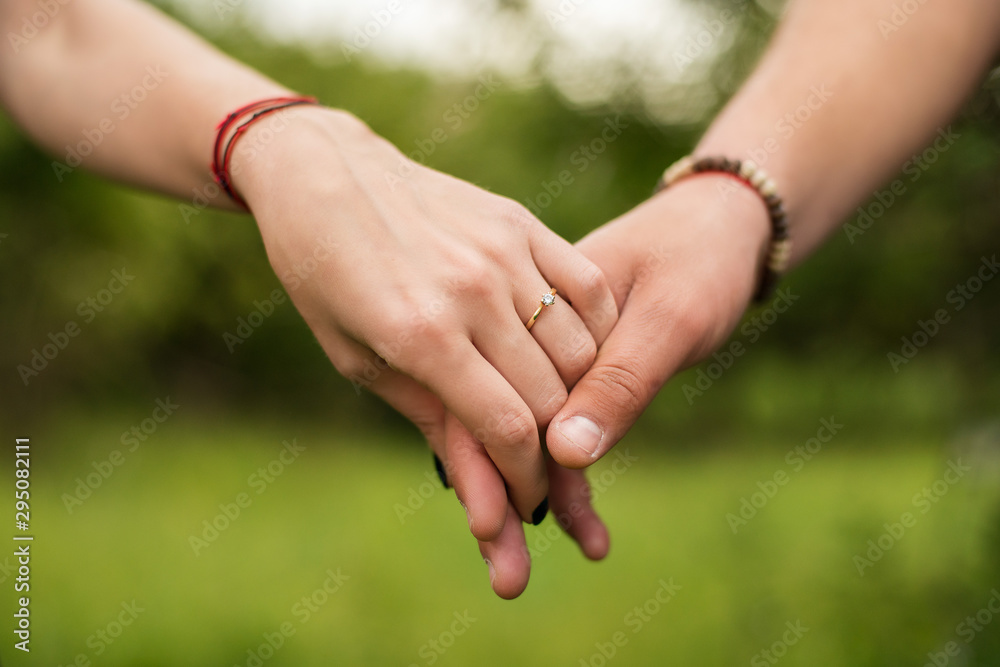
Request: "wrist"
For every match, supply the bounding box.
[228,106,376,219]
[651,171,772,305]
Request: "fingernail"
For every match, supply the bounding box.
[484,558,496,586]
[433,454,450,489]
[556,416,604,459]
[460,501,473,531]
[531,497,549,526]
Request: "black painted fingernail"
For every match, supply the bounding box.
[531,497,549,525]
[433,454,450,489]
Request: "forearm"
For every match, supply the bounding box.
[697,0,1000,263]
[0,0,291,205]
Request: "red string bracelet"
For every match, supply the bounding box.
[211,96,319,210]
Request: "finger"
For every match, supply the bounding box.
[473,305,572,427]
[403,335,548,524]
[546,457,609,560]
[478,500,532,599]
[445,412,508,542]
[530,231,619,346]
[520,289,598,389]
[546,293,680,468]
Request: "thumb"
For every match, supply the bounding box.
[545,298,682,468]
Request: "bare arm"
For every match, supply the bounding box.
[698,0,1000,261]
[547,0,1000,470]
[0,0,290,202]
[0,0,621,578]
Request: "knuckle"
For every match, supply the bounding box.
[575,262,609,303]
[559,330,597,376]
[495,200,539,233]
[536,387,569,426]
[448,261,495,300]
[592,364,649,417]
[333,355,368,380]
[411,413,444,446]
[487,407,537,451]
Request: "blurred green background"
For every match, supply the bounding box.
[2,0,1000,664]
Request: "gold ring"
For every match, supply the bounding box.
[526,288,557,331]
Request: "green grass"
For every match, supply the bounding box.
[3,412,1000,666]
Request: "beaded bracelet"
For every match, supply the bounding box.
[211,96,319,209]
[653,155,791,303]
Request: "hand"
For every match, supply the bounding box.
[232,106,618,524]
[546,174,771,467]
[441,416,611,599]
[460,174,770,598]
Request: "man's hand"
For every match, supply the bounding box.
[546,174,771,467]
[467,174,771,599]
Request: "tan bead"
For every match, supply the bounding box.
[662,156,695,186]
[759,178,778,198]
[768,239,792,272]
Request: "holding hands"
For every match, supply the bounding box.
[228,104,774,598]
[13,0,995,603]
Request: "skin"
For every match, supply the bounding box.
[0,0,617,549]
[521,0,1000,596]
[4,0,1000,599]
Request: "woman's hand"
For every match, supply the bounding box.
[232,106,618,525]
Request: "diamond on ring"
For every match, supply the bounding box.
[526,288,557,331]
